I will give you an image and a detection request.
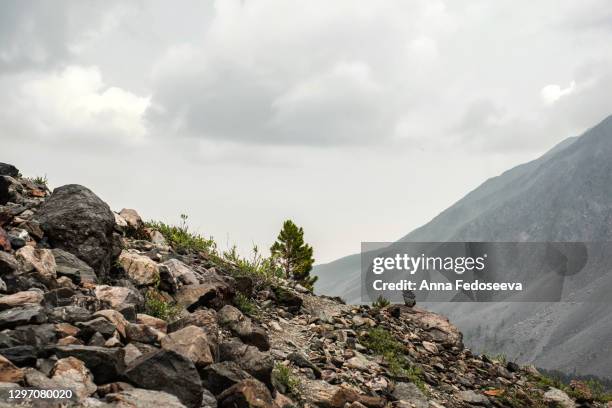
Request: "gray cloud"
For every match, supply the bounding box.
[2,0,612,261]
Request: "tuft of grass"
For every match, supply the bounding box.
[483,352,507,365]
[273,363,300,396]
[27,175,48,186]
[144,289,182,321]
[361,327,426,392]
[222,244,284,284]
[495,387,547,408]
[145,214,216,254]
[372,295,390,309]
[234,292,257,317]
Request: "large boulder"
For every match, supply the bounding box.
[124,349,203,408]
[0,163,19,178]
[35,184,116,277]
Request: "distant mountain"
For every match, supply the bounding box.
[313,115,612,378]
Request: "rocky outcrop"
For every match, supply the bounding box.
[0,162,607,408]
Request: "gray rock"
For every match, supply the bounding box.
[217,305,270,351]
[77,317,117,340]
[53,345,125,384]
[392,382,427,408]
[543,388,575,408]
[106,388,188,408]
[48,306,93,324]
[0,305,47,330]
[201,361,255,395]
[35,184,116,277]
[0,163,19,178]
[175,274,234,311]
[219,339,273,386]
[456,390,490,406]
[287,351,321,379]
[52,248,97,284]
[0,345,42,366]
[0,252,20,275]
[124,349,203,408]
[217,379,274,408]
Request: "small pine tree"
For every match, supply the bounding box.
[270,220,317,290]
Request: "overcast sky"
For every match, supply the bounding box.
[2,0,611,262]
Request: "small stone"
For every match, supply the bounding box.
[51,357,97,400]
[421,341,438,354]
[124,349,204,408]
[137,313,167,333]
[0,290,44,310]
[94,285,142,309]
[0,354,24,382]
[94,309,129,338]
[163,258,199,286]
[125,323,163,344]
[0,305,47,330]
[0,252,20,274]
[119,209,144,230]
[107,388,188,408]
[456,390,490,406]
[543,388,575,408]
[58,336,82,346]
[392,382,427,408]
[15,246,57,282]
[118,250,160,286]
[161,325,214,368]
[217,379,274,408]
[53,345,125,384]
[77,317,117,340]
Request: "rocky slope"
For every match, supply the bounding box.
[314,115,612,379]
[0,162,609,407]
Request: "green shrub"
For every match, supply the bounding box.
[273,363,300,396]
[144,290,182,321]
[361,327,426,392]
[234,292,257,317]
[145,214,216,254]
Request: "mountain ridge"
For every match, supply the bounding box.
[314,114,612,379]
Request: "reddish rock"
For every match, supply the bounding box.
[0,226,11,251]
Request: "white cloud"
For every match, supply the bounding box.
[12,66,150,143]
[541,81,576,105]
